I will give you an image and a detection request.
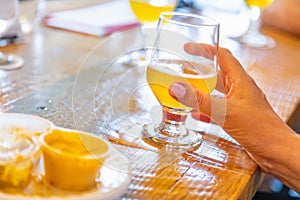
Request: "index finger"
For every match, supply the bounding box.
[184,43,248,81]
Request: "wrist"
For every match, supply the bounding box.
[249,120,298,174]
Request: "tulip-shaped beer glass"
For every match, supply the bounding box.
[143,12,219,148]
[237,0,275,49]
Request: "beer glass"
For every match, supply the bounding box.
[143,12,219,148]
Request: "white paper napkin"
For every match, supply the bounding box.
[44,1,139,36]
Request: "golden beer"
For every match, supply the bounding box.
[245,0,274,8]
[147,60,217,110]
[129,0,176,22]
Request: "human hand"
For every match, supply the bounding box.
[169,43,287,167]
[169,42,300,193]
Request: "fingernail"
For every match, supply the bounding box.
[169,82,186,99]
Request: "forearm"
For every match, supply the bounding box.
[262,0,300,36]
[171,44,300,191]
[247,115,300,193]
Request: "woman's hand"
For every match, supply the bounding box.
[169,43,279,143]
[169,43,300,192]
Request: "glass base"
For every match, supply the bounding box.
[117,48,149,66]
[117,47,155,67]
[0,53,24,70]
[237,33,275,49]
[142,123,202,149]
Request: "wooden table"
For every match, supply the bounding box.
[0,0,299,199]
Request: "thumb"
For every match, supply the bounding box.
[169,82,212,115]
[169,82,227,126]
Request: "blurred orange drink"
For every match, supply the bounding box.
[244,0,274,8]
[129,0,177,23]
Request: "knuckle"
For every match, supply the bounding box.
[220,48,232,56]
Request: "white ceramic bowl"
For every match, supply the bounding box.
[0,113,54,137]
[0,113,53,187]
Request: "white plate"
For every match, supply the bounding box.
[0,145,131,200]
[0,113,54,136]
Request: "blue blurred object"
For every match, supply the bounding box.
[270,178,284,193]
[176,0,195,12]
[289,189,300,198]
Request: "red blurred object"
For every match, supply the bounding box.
[163,108,187,123]
[192,112,211,123]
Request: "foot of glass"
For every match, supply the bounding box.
[117,48,150,67]
[142,123,202,149]
[238,33,275,49]
[0,53,24,70]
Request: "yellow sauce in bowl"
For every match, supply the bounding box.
[40,128,110,191]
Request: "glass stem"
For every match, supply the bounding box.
[140,23,146,47]
[140,22,157,47]
[247,6,262,36]
[157,106,189,138]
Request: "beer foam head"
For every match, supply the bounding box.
[149,59,217,79]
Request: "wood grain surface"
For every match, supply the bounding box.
[0,0,299,199]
